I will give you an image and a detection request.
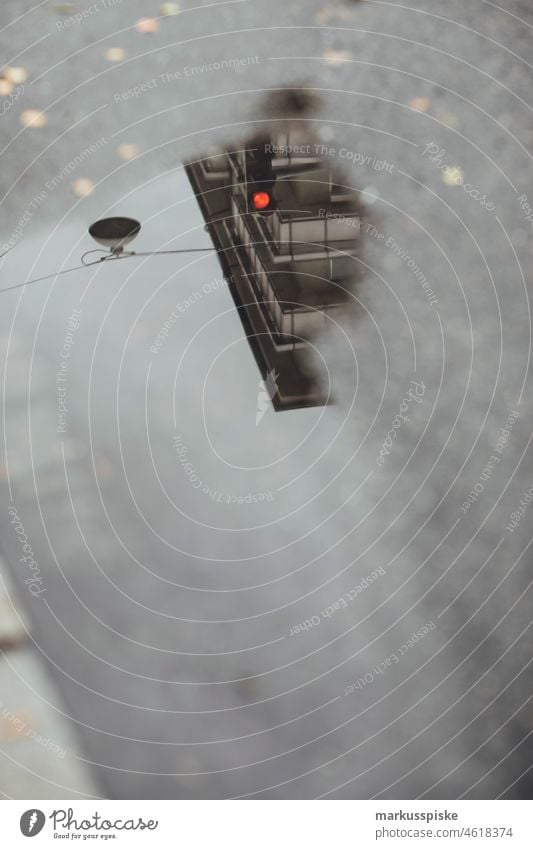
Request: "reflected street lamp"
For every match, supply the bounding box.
[0,216,216,295]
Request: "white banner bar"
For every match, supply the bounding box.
[0,800,530,847]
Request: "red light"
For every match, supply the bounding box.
[252,191,271,211]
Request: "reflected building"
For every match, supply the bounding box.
[185,132,361,410]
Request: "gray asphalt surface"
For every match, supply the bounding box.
[0,0,532,799]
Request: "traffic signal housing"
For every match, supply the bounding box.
[246,141,277,216]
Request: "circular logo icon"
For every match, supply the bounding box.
[20,810,46,837]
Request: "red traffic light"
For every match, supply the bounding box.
[252,191,272,211]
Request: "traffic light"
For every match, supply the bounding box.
[251,190,273,212]
[246,141,277,216]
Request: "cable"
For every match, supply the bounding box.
[0,246,217,295]
[81,249,109,265]
[129,248,216,256]
[0,262,94,295]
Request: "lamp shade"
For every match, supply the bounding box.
[88,217,141,251]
